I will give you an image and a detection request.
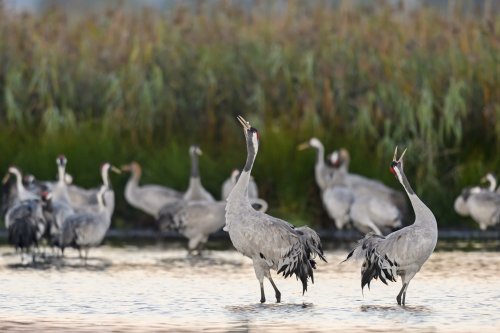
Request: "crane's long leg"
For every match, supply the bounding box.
[260,281,266,303]
[268,277,281,303]
[396,283,407,306]
[402,281,410,306]
[253,261,266,303]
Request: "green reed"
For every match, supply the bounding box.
[0,2,498,228]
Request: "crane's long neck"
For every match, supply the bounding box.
[57,164,66,186]
[97,187,106,211]
[397,168,436,228]
[487,175,497,192]
[124,170,139,204]
[187,152,202,191]
[227,135,257,203]
[313,144,327,190]
[12,169,29,200]
[102,167,110,188]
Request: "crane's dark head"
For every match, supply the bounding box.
[237,115,259,151]
[57,155,67,167]
[390,146,407,181]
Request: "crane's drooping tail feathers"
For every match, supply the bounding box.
[344,233,398,290]
[157,201,184,232]
[277,227,327,294]
[8,217,38,250]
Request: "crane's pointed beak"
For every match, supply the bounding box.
[398,148,407,162]
[297,142,310,151]
[237,115,251,130]
[393,146,398,161]
[2,173,10,184]
[111,165,122,174]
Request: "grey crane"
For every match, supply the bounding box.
[454,186,500,230]
[344,147,438,306]
[183,145,215,202]
[329,149,406,234]
[225,115,326,303]
[60,185,112,262]
[298,138,334,191]
[3,167,46,262]
[122,161,182,219]
[221,169,259,200]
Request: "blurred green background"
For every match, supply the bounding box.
[0,0,498,229]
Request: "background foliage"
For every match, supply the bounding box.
[0,1,498,229]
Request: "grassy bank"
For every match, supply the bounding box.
[0,1,499,228]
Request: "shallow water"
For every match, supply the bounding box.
[0,246,499,332]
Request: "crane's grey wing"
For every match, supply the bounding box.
[139,185,183,199]
[367,196,401,227]
[322,187,353,227]
[61,213,98,247]
[179,201,227,236]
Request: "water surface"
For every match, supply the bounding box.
[0,246,498,332]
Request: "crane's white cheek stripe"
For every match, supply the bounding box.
[252,135,259,153]
[394,167,403,184]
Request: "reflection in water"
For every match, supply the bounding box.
[0,247,498,332]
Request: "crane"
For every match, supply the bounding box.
[344,147,438,306]
[225,116,326,303]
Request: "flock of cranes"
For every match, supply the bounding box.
[1,115,496,306]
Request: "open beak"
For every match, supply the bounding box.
[297,142,310,151]
[2,173,10,184]
[393,146,407,163]
[237,115,251,130]
[111,165,122,174]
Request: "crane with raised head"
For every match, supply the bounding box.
[225,116,326,303]
[343,147,437,306]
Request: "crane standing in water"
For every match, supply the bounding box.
[344,147,437,306]
[225,116,326,303]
